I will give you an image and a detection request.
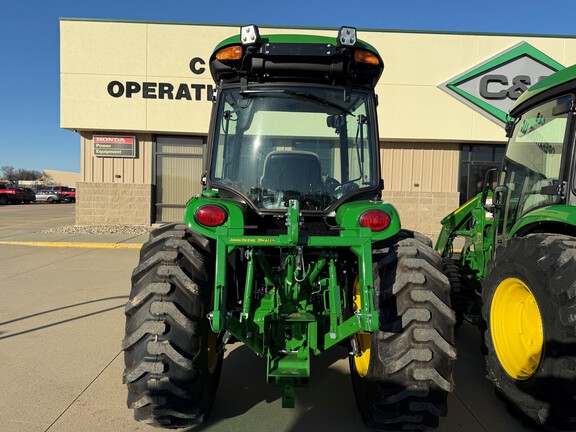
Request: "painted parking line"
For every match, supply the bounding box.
[0,241,142,249]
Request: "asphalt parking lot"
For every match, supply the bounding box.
[0,204,535,432]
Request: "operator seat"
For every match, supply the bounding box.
[260,151,324,193]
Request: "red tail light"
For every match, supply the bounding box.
[359,210,391,231]
[195,205,228,227]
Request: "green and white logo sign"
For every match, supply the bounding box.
[439,42,564,125]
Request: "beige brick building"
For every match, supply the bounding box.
[60,19,576,238]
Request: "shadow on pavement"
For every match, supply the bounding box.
[0,296,128,340]
[192,343,364,432]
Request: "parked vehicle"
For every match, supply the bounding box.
[0,183,28,205]
[123,26,455,431]
[35,190,65,203]
[20,188,36,203]
[435,65,576,429]
[45,186,76,203]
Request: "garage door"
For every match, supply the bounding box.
[154,136,205,222]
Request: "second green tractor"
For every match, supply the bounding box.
[436,65,576,430]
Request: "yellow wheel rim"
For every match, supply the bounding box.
[490,277,543,380]
[353,277,371,378]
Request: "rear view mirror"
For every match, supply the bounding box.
[482,167,500,211]
[326,114,345,129]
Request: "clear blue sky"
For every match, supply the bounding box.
[1,0,575,173]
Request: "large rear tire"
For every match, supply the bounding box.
[350,231,456,431]
[123,223,222,428]
[482,234,576,429]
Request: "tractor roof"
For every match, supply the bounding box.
[510,64,576,117]
[209,27,384,88]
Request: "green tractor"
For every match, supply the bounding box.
[436,65,576,429]
[123,25,456,430]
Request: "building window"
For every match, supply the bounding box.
[459,143,505,205]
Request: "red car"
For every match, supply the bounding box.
[0,183,29,204]
[45,186,76,203]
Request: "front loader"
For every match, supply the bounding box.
[436,65,576,429]
[123,25,456,431]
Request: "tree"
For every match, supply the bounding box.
[1,166,47,182]
[1,166,16,182]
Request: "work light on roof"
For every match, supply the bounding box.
[240,25,260,46]
[338,26,357,47]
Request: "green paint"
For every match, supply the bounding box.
[512,64,576,114]
[186,26,399,407]
[443,42,564,124]
[187,194,399,399]
[213,33,379,54]
[437,66,576,304]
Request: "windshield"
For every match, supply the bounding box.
[210,86,377,211]
[499,94,570,235]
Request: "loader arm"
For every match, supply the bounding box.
[435,193,493,280]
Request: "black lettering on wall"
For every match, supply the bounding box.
[189,57,206,74]
[191,84,204,100]
[143,82,157,99]
[108,81,124,97]
[175,84,192,100]
[126,82,142,98]
[159,83,174,99]
[107,80,213,101]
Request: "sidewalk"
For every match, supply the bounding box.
[0,204,150,248]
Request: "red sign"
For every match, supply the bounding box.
[93,135,136,158]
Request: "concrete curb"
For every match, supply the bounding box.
[0,241,142,249]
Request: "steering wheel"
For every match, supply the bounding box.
[333,181,359,198]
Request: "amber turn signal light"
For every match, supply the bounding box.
[354,49,380,66]
[215,45,243,61]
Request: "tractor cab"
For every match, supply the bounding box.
[205,26,384,215]
[492,69,576,245]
